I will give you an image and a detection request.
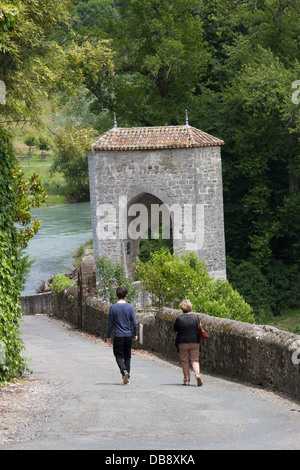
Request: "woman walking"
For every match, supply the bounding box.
[174,300,202,387]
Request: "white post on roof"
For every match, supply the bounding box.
[185,109,189,127]
[114,113,118,129]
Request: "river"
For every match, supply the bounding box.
[21,202,92,296]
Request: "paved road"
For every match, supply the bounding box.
[1,314,300,451]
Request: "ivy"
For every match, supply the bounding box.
[0,128,46,384]
[0,131,25,383]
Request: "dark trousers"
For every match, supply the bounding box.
[113,336,132,376]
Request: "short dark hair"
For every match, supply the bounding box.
[116,286,127,299]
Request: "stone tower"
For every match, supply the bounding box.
[88,124,226,280]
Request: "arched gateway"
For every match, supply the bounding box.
[88,124,226,279]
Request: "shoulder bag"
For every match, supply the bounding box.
[194,314,209,341]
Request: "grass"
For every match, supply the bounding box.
[72,240,94,268]
[268,308,300,335]
[14,130,68,206]
[11,99,68,205]
[18,155,67,205]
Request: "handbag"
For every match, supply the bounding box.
[194,314,209,341]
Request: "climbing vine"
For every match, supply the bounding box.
[0,128,46,384]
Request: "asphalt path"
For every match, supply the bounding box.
[1,314,300,451]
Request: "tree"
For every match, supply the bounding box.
[37,136,50,152]
[52,124,97,201]
[24,134,36,149]
[73,0,210,126]
[191,1,300,273]
[222,46,300,268]
[0,0,75,124]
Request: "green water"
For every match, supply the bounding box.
[21,202,92,296]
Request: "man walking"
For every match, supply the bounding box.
[106,286,138,384]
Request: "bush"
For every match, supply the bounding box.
[227,258,300,322]
[227,259,273,322]
[51,274,77,294]
[264,260,300,315]
[95,256,138,304]
[134,249,255,323]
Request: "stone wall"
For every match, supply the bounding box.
[21,289,300,400]
[20,292,53,315]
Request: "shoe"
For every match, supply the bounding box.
[196,375,203,387]
[123,371,129,384]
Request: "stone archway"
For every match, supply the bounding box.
[124,192,173,278]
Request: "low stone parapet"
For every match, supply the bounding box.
[20,292,53,316]
[20,289,300,400]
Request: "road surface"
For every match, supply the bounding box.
[1,314,299,450]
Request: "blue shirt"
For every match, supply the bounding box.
[107,301,138,338]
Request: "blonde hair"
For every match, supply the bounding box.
[179,299,192,313]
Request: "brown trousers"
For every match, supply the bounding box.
[178,343,200,384]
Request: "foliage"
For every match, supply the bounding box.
[138,223,173,263]
[268,308,300,335]
[264,260,300,315]
[0,128,27,383]
[134,249,255,323]
[0,2,19,34]
[52,124,97,202]
[222,47,300,268]
[226,259,274,323]
[67,1,299,298]
[0,0,66,383]
[72,239,93,268]
[0,124,46,386]
[24,134,36,148]
[13,168,46,249]
[0,0,74,124]
[51,274,77,294]
[95,256,138,305]
[37,136,50,151]
[227,258,300,323]
[73,0,209,126]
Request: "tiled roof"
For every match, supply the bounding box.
[91,125,224,151]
